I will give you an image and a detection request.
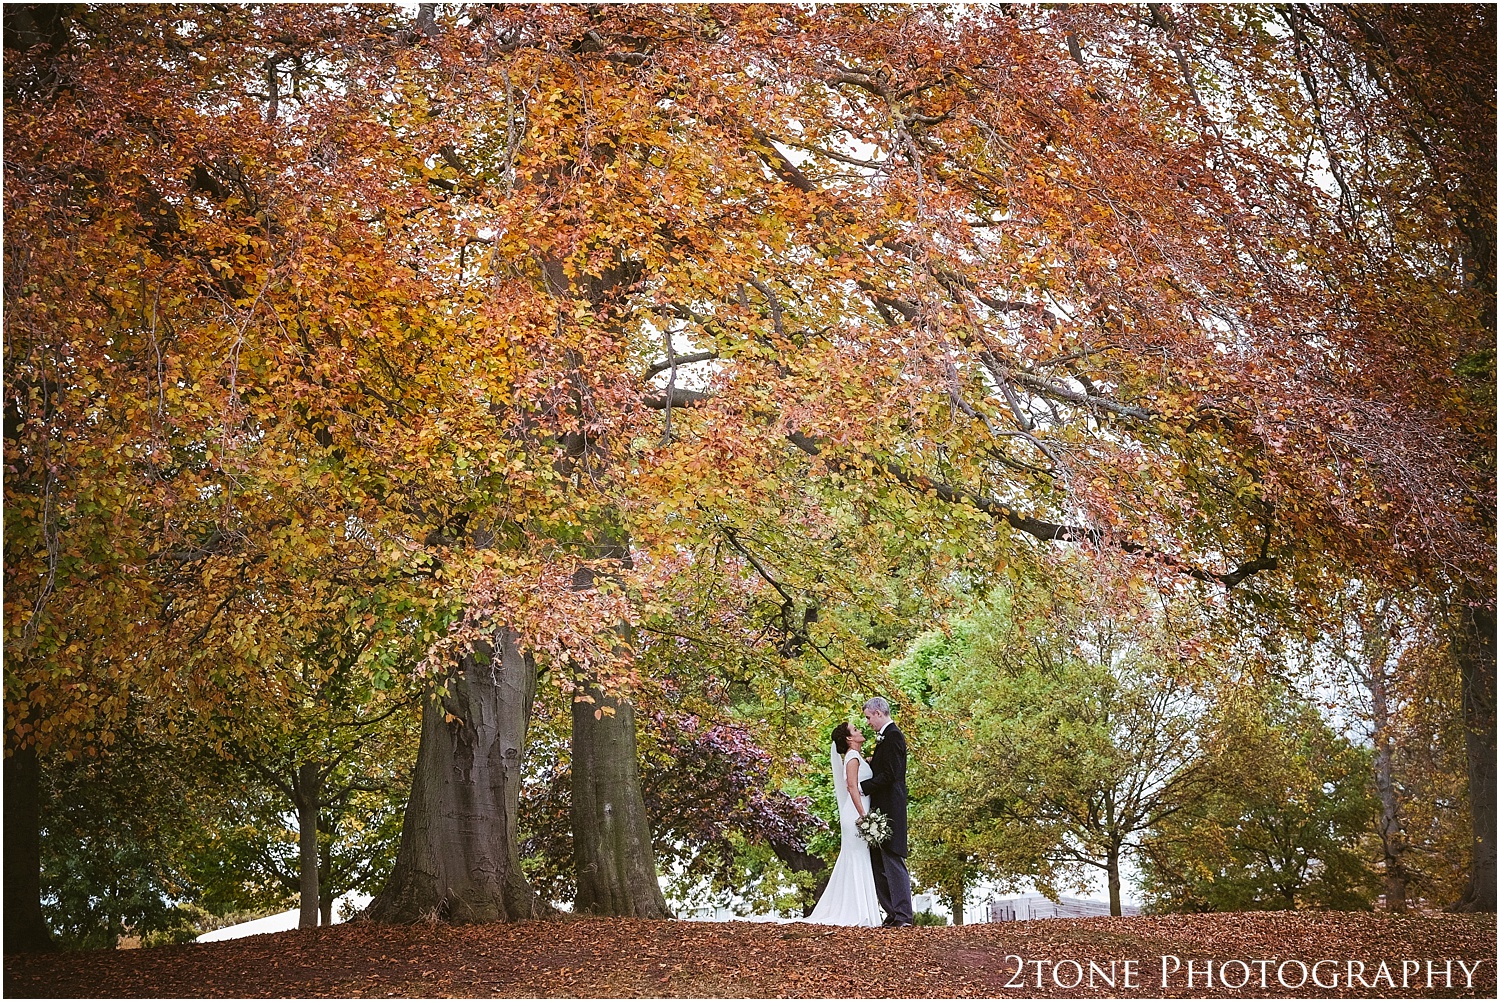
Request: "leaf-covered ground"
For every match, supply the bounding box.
[5,912,1495,998]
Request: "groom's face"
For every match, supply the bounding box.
[864,707,885,730]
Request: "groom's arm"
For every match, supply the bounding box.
[861,744,892,795]
[889,730,907,787]
[863,729,908,796]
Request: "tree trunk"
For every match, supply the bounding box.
[566,533,671,919]
[1106,844,1123,917]
[1368,662,1408,912]
[319,823,334,926]
[295,762,321,929]
[571,681,671,918]
[948,875,966,926]
[366,627,543,923]
[3,744,53,952]
[1451,595,1497,912]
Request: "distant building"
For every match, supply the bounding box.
[681,904,780,922]
[196,892,372,942]
[987,892,1139,920]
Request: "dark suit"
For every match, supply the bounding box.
[861,721,913,925]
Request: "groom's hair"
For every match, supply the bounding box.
[831,722,854,754]
[863,696,891,716]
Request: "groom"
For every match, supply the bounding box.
[860,696,914,927]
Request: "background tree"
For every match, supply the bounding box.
[1317,585,1474,910]
[1115,3,1496,909]
[1140,684,1378,913]
[1324,586,1422,911]
[1380,643,1475,909]
[238,673,416,929]
[38,735,210,949]
[895,570,1219,917]
[894,614,996,924]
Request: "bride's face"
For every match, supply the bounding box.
[847,727,866,751]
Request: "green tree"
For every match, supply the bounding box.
[896,572,1217,917]
[894,616,993,924]
[235,600,424,929]
[184,766,409,928]
[1140,685,1378,912]
[39,745,206,949]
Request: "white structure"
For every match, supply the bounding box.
[987,892,1139,920]
[196,892,372,942]
[681,904,783,922]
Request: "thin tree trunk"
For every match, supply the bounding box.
[366,627,543,923]
[1451,595,1497,912]
[1368,659,1408,912]
[296,762,321,929]
[1107,845,1123,917]
[571,680,671,918]
[319,829,334,926]
[948,874,966,925]
[3,743,53,952]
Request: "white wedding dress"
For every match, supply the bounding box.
[805,747,884,926]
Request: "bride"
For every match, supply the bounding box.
[805,722,884,926]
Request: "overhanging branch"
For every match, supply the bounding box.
[644,386,711,409]
[785,431,1276,588]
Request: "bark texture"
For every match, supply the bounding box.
[1452,597,1497,912]
[571,681,671,918]
[1367,660,1409,912]
[366,628,543,923]
[3,745,53,952]
[295,762,321,929]
[1107,844,1123,917]
[947,875,966,926]
[319,836,334,926]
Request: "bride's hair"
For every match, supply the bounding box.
[831,721,854,754]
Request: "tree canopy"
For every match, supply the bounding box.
[5,3,1494,938]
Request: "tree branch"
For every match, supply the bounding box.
[643,386,711,410]
[645,350,717,378]
[1009,369,1153,421]
[785,431,1276,588]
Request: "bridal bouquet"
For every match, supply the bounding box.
[856,809,892,846]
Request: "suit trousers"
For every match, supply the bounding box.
[869,844,914,925]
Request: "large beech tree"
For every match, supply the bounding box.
[6,1,1493,943]
[366,629,542,923]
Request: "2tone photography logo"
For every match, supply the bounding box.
[1156,955,1486,992]
[997,955,1488,992]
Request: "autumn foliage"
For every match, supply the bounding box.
[4,1,1494,949]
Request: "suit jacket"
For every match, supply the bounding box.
[860,722,909,857]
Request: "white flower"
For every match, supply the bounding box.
[856,809,892,846]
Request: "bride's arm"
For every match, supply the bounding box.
[845,757,866,817]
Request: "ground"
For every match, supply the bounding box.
[5,912,1495,998]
